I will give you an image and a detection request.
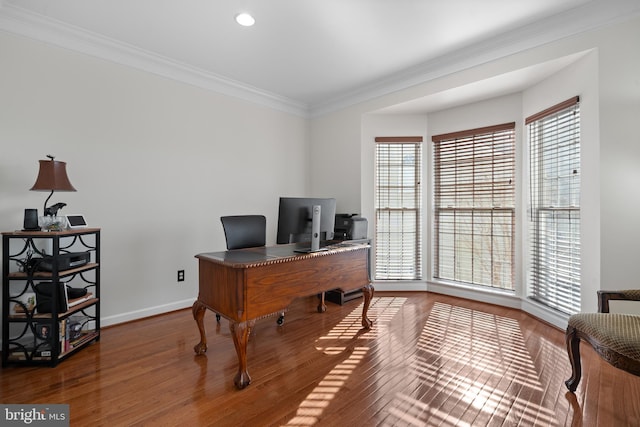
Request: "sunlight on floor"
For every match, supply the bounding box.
[283,297,407,426]
[383,302,560,426]
[282,298,572,426]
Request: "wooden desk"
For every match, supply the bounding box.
[192,242,374,389]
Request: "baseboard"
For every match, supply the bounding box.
[426,281,521,309]
[101,298,194,327]
[521,298,569,330]
[373,281,428,292]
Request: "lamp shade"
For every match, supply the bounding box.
[30,159,76,192]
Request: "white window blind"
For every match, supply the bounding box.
[527,96,581,314]
[375,137,422,280]
[432,123,515,290]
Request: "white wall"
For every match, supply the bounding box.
[308,112,363,213]
[0,32,309,325]
[597,19,640,293]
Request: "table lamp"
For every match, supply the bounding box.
[30,155,76,216]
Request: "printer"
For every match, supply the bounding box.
[334,214,368,241]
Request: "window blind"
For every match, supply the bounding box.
[527,96,581,314]
[432,123,515,290]
[374,137,422,280]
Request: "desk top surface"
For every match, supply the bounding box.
[196,241,369,268]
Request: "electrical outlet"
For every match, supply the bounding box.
[177,270,185,282]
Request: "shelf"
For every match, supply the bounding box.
[7,263,99,279]
[6,330,100,362]
[8,297,99,320]
[1,228,101,237]
[3,228,101,367]
[59,331,100,358]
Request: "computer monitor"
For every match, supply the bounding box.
[276,197,337,251]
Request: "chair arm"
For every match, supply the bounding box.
[597,289,640,313]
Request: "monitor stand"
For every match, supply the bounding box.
[294,205,327,253]
[294,246,329,254]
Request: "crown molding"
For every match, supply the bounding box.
[308,0,640,117]
[0,4,309,117]
[2,2,639,119]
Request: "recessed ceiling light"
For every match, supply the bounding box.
[235,13,255,27]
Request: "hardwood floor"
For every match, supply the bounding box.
[2,292,639,426]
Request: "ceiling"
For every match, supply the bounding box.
[1,0,639,116]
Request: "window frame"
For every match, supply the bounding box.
[526,96,581,314]
[374,136,423,281]
[431,122,516,290]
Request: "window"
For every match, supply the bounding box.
[375,137,422,280]
[527,97,581,314]
[432,123,516,290]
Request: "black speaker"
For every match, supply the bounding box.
[23,208,39,231]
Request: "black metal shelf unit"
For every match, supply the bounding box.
[2,228,101,367]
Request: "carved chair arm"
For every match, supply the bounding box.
[597,289,640,313]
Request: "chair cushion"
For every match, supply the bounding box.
[569,313,640,362]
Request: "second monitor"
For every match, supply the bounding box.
[276,197,336,252]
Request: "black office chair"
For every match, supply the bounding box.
[219,215,285,325]
[221,215,266,250]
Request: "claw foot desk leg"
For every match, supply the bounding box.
[317,292,327,313]
[361,284,374,329]
[192,300,208,355]
[230,319,255,389]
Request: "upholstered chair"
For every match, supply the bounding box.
[565,289,640,392]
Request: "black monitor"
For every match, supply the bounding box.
[276,197,337,250]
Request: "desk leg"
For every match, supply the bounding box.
[192,300,208,355]
[317,292,327,313]
[361,284,374,329]
[230,320,255,389]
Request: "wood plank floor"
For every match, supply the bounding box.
[2,292,639,426]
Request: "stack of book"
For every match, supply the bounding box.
[59,315,96,354]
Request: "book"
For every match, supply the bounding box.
[59,318,67,353]
[69,332,98,349]
[67,292,94,308]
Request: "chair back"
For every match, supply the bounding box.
[220,215,266,250]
